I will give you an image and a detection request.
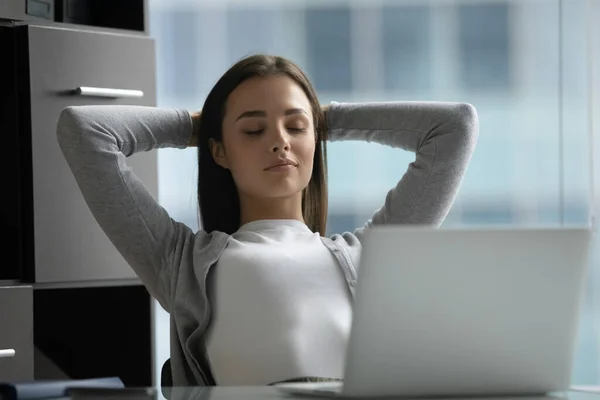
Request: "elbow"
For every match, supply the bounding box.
[451,103,479,150]
[454,103,479,137]
[56,106,85,141]
[56,106,93,159]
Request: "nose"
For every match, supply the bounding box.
[270,126,290,153]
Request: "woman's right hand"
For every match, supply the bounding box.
[189,111,201,147]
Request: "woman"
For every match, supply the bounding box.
[56,54,479,386]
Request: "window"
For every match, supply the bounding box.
[458,3,511,90]
[305,6,353,92]
[460,203,514,225]
[327,213,357,236]
[382,5,431,92]
[154,10,200,97]
[226,8,281,63]
[149,0,598,385]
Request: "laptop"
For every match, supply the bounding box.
[276,226,592,398]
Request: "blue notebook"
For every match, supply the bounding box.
[0,376,124,399]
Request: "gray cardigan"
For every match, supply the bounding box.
[56,101,479,386]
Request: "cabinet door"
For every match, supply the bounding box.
[0,285,33,382]
[22,25,157,284]
[0,0,25,20]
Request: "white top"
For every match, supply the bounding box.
[205,219,353,386]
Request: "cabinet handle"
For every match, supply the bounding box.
[0,349,15,358]
[74,87,144,99]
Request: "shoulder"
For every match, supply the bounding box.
[192,229,230,263]
[167,226,230,281]
[323,231,363,263]
[169,228,230,300]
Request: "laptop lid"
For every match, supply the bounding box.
[342,227,591,398]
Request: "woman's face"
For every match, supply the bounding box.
[211,75,316,201]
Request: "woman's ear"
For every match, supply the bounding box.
[209,138,229,169]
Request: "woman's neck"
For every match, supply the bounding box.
[238,192,304,226]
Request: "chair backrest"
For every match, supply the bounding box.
[161,358,173,387]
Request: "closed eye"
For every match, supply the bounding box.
[288,128,307,133]
[244,129,264,135]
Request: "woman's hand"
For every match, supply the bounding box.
[188,111,201,147]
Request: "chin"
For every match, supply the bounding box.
[257,183,306,200]
[265,188,304,199]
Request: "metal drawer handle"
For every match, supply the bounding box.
[0,349,15,358]
[74,87,144,99]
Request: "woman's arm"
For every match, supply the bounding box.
[326,101,479,230]
[56,105,196,311]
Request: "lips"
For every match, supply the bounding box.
[265,159,298,171]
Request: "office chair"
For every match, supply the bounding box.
[161,359,173,399]
[161,357,216,389]
[161,358,173,387]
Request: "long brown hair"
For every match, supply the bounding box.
[197,54,328,235]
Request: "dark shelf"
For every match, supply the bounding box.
[0,25,22,281]
[55,0,145,32]
[34,285,153,387]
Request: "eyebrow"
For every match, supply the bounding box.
[235,108,308,121]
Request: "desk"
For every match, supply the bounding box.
[154,388,600,400]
